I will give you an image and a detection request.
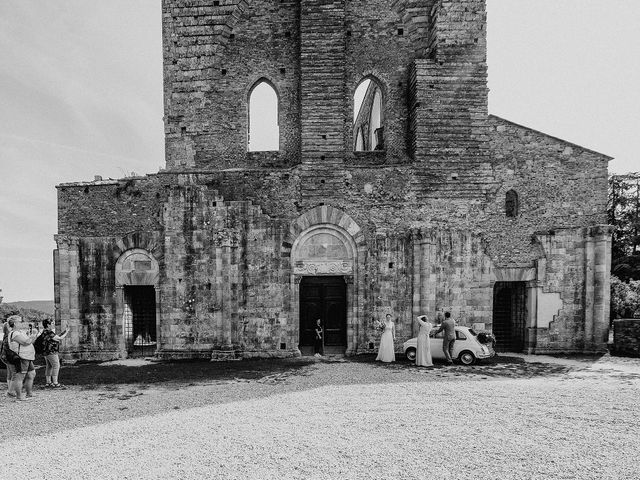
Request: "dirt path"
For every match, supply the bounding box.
[1,354,638,479]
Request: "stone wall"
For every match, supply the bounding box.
[613,319,640,357]
[55,0,613,359]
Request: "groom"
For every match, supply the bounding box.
[433,311,456,364]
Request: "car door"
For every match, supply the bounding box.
[429,330,445,359]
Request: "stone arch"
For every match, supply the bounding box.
[115,231,163,263]
[287,205,365,246]
[115,248,160,287]
[288,206,365,356]
[114,248,161,357]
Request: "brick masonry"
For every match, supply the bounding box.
[613,319,640,357]
[55,0,613,360]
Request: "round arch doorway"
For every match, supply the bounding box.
[299,276,347,355]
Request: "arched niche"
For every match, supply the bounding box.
[115,249,160,287]
[291,226,356,276]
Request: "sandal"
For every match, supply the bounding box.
[51,383,63,388]
[44,383,53,388]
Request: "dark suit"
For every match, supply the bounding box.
[434,318,456,363]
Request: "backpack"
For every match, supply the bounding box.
[1,332,21,367]
[33,332,46,355]
[0,334,8,364]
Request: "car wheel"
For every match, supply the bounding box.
[405,348,416,362]
[458,351,476,365]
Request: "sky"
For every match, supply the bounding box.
[0,0,639,302]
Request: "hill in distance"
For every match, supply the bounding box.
[6,300,55,315]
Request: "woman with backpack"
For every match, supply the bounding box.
[7,315,39,401]
[41,319,68,388]
[1,320,17,395]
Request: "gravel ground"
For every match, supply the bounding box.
[1,354,638,479]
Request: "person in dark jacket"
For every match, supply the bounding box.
[313,319,323,357]
[432,311,456,364]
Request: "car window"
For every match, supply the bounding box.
[431,330,444,339]
[456,331,467,340]
[468,329,477,336]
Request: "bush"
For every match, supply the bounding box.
[610,275,640,319]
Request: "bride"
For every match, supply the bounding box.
[376,314,396,363]
[415,315,433,367]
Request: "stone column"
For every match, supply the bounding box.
[590,225,613,351]
[524,279,540,353]
[54,235,80,359]
[411,229,423,337]
[345,275,356,355]
[114,286,126,357]
[211,234,237,360]
[583,230,595,348]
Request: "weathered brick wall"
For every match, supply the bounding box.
[163,0,299,169]
[613,319,640,357]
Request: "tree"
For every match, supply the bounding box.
[608,173,640,281]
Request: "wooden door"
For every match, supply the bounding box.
[299,276,347,353]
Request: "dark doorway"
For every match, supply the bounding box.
[123,285,157,357]
[492,282,527,352]
[299,276,347,355]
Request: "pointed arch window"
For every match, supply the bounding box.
[353,78,384,151]
[248,80,279,152]
[505,189,519,217]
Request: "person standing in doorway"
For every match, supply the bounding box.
[415,315,433,367]
[376,314,396,363]
[41,319,69,388]
[314,318,324,357]
[433,311,456,364]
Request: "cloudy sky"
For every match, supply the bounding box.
[1,0,639,302]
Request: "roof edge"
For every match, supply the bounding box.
[489,114,614,161]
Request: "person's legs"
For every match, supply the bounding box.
[448,339,456,362]
[5,362,16,396]
[23,362,35,397]
[50,354,61,385]
[45,354,53,384]
[12,361,26,399]
[443,338,453,363]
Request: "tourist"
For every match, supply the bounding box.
[415,315,433,367]
[41,319,69,388]
[7,315,38,401]
[432,311,456,364]
[2,320,17,396]
[314,318,323,357]
[376,314,396,363]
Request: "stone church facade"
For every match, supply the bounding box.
[54,0,612,360]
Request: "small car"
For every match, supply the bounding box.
[402,326,495,365]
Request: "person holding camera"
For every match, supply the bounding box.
[41,318,69,388]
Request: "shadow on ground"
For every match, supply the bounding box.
[352,354,577,378]
[1,353,579,389]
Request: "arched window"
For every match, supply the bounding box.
[353,78,384,151]
[248,80,279,152]
[505,190,519,217]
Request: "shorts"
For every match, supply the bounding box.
[18,359,35,374]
